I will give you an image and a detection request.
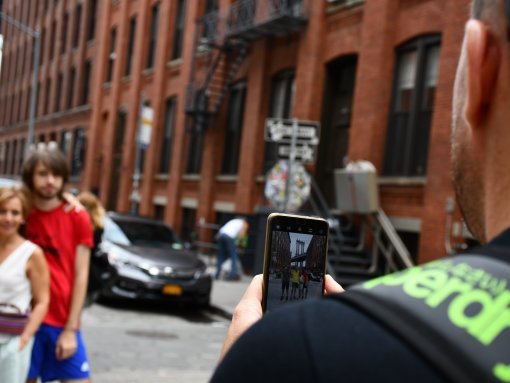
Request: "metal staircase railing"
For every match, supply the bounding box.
[308,178,345,281]
[307,179,414,286]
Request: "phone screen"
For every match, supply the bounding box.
[263,214,329,313]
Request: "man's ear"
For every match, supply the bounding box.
[465,20,501,127]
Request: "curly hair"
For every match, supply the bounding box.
[77,191,105,230]
[0,186,31,219]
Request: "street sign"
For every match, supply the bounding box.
[264,160,311,212]
[137,106,154,149]
[277,143,316,163]
[265,118,320,144]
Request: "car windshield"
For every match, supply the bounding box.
[103,216,184,250]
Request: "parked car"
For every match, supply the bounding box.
[0,177,21,188]
[96,212,212,306]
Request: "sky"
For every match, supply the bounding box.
[289,232,312,258]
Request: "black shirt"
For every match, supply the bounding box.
[211,229,510,383]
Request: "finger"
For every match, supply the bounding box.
[56,344,63,360]
[220,275,264,359]
[240,274,263,303]
[324,274,344,294]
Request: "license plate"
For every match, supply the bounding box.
[162,284,182,296]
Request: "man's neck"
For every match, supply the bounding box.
[33,195,62,211]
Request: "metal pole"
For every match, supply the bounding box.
[284,118,298,212]
[130,93,145,215]
[26,31,40,158]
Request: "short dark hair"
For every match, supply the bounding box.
[472,0,510,40]
[22,149,69,192]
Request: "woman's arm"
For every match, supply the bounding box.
[21,246,50,351]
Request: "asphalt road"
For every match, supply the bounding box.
[81,299,231,383]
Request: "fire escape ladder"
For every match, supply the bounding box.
[209,43,249,115]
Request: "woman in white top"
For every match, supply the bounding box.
[0,186,49,383]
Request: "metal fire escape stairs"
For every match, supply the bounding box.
[185,0,309,130]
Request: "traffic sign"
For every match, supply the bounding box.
[137,106,154,149]
[264,160,311,212]
[277,143,316,163]
[265,118,320,144]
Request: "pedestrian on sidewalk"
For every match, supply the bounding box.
[0,187,49,383]
[215,217,248,281]
[22,148,94,383]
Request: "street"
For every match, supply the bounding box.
[81,276,250,383]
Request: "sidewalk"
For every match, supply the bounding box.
[203,256,254,317]
[209,275,253,317]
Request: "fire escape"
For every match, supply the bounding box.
[185,0,309,131]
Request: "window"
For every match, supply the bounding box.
[55,73,63,112]
[154,205,165,221]
[61,13,68,54]
[73,4,82,48]
[67,67,76,109]
[171,0,186,60]
[3,141,10,174]
[106,27,117,82]
[10,140,17,175]
[221,81,246,175]
[60,130,71,154]
[159,97,177,174]
[36,80,42,116]
[180,208,197,243]
[186,90,206,174]
[44,78,51,115]
[87,0,97,41]
[146,3,160,69]
[49,20,56,60]
[263,70,295,173]
[39,28,45,65]
[124,16,137,76]
[203,0,219,40]
[71,128,86,177]
[18,138,25,171]
[81,60,91,105]
[383,35,441,177]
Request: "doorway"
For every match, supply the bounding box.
[316,56,357,207]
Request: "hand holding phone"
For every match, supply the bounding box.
[262,213,329,313]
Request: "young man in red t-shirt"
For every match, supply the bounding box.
[22,148,93,383]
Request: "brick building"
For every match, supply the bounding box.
[0,0,471,264]
[0,0,98,182]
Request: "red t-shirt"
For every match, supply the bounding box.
[26,203,93,327]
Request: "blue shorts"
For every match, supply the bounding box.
[27,324,90,382]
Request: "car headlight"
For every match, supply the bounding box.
[107,248,140,271]
[194,263,208,278]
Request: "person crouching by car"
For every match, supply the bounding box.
[215,218,249,281]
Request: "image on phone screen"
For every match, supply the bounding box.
[264,222,328,312]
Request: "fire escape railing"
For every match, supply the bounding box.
[185,0,309,130]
